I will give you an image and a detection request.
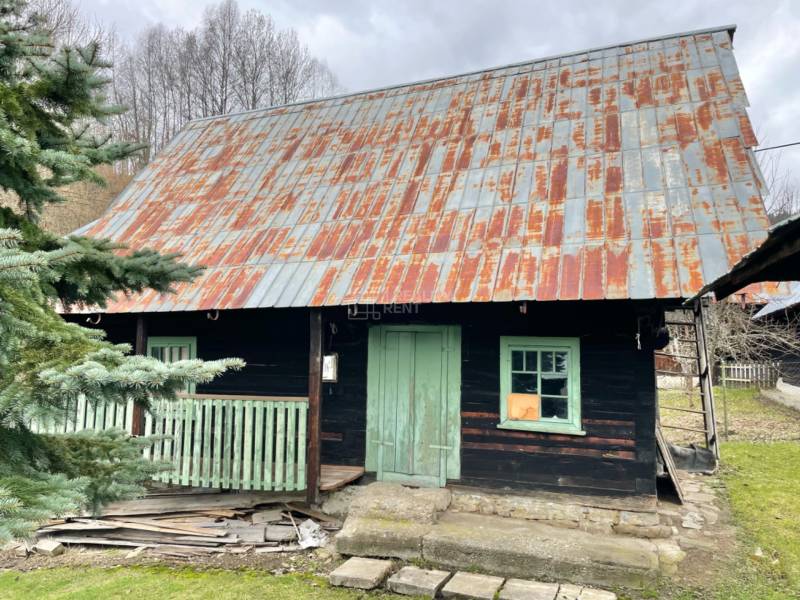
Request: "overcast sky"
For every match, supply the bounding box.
[79,0,800,193]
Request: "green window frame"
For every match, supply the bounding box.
[499,336,584,435]
[147,336,198,393]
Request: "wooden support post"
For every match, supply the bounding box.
[307,308,323,504]
[693,299,719,460]
[132,315,147,436]
[721,360,729,440]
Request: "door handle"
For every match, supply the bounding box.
[428,444,452,450]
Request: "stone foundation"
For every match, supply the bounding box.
[328,472,726,587]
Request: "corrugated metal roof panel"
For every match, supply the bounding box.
[754,283,800,318]
[79,25,772,312]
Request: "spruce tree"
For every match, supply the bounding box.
[0,0,144,220]
[0,1,243,541]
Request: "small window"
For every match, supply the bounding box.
[499,336,583,435]
[147,336,197,393]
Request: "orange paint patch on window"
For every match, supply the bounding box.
[508,393,540,421]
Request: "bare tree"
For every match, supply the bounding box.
[200,0,238,116]
[106,0,340,166]
[28,0,105,46]
[663,302,800,384]
[232,9,275,110]
[704,300,800,365]
[758,150,800,224]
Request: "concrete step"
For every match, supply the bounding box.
[337,511,682,588]
[424,512,660,588]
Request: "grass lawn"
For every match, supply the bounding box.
[719,441,800,592]
[666,440,800,599]
[654,386,800,599]
[0,567,412,600]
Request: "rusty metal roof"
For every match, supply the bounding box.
[80,24,772,313]
[694,212,800,300]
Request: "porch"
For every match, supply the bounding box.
[31,389,364,496]
[44,309,352,502]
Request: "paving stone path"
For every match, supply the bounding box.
[387,566,451,598]
[329,559,618,599]
[328,557,393,589]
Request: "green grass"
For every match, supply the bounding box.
[0,567,412,600]
[659,440,800,599]
[722,441,800,590]
[656,387,800,598]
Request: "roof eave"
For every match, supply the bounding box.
[691,214,800,301]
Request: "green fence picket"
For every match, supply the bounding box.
[27,393,309,494]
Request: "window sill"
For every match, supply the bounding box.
[497,420,586,436]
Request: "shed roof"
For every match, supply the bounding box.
[80,24,771,313]
[754,282,800,318]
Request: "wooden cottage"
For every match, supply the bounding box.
[71,25,773,502]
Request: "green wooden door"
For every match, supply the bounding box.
[366,325,460,487]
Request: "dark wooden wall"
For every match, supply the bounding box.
[765,305,800,387]
[77,299,663,496]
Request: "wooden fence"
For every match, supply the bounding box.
[144,394,308,492]
[719,361,781,389]
[30,393,308,493]
[29,396,135,434]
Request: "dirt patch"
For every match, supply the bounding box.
[659,388,800,446]
[0,544,343,577]
[659,474,740,594]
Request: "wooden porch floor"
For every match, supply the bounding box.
[320,464,364,492]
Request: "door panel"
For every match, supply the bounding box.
[381,331,413,475]
[366,325,460,487]
[412,332,444,481]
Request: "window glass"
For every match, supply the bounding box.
[499,337,581,434]
[147,337,197,393]
[541,351,554,372]
[524,350,537,371]
[541,396,568,419]
[555,351,568,373]
[541,376,567,396]
[512,350,524,371]
[511,372,538,394]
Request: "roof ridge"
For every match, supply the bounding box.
[188,23,737,125]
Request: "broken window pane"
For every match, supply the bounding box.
[541,396,568,419]
[511,372,537,394]
[542,376,568,396]
[541,351,554,372]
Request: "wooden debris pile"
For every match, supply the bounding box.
[30,490,340,559]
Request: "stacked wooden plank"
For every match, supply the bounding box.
[34,491,340,559]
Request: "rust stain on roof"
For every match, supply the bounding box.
[77,26,771,312]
